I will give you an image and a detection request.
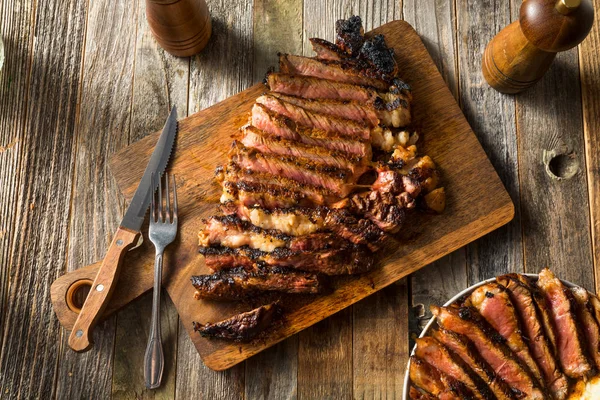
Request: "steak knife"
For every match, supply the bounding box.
[68,107,178,352]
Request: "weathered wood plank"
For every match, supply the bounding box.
[298,308,353,400]
[245,2,303,398]
[579,0,600,293]
[403,0,465,351]
[353,280,409,399]
[176,0,253,397]
[456,0,523,284]
[0,0,36,342]
[54,0,138,398]
[0,0,87,397]
[111,0,189,397]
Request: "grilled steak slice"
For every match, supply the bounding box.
[409,356,474,399]
[571,287,600,369]
[516,274,559,359]
[220,163,338,208]
[266,73,408,110]
[256,94,371,140]
[241,126,368,177]
[433,328,516,400]
[191,266,323,300]
[193,302,279,342]
[537,268,593,378]
[323,208,388,251]
[415,336,494,400]
[496,274,568,400]
[270,92,380,127]
[466,283,545,388]
[198,215,350,252]
[432,305,545,400]
[200,244,373,275]
[335,15,364,56]
[229,142,355,196]
[251,103,372,156]
[279,53,391,91]
[309,37,348,61]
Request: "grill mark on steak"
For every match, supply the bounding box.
[256,94,371,140]
[241,125,368,177]
[193,302,280,342]
[433,328,516,400]
[269,92,380,127]
[415,336,495,400]
[199,244,373,275]
[191,266,323,300]
[309,37,349,61]
[279,53,391,91]
[537,268,593,379]
[496,274,568,400]
[466,283,545,389]
[410,356,475,399]
[251,103,372,157]
[335,15,364,56]
[229,142,356,196]
[571,287,600,370]
[432,305,545,400]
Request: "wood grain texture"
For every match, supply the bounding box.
[175,0,253,397]
[0,0,86,397]
[111,0,189,396]
[579,0,600,293]
[456,0,524,285]
[353,280,409,399]
[244,2,304,399]
[403,0,466,345]
[54,0,137,397]
[49,21,514,372]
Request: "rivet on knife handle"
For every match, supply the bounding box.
[68,227,140,352]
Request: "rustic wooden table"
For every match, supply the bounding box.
[1,0,599,398]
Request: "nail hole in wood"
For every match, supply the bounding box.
[544,151,579,180]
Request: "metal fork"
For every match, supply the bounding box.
[144,173,178,389]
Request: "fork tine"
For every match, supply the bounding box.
[172,175,178,224]
[151,173,156,223]
[165,174,171,223]
[158,173,163,223]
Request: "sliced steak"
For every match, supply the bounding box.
[270,92,380,127]
[279,53,390,91]
[193,302,279,342]
[336,189,411,233]
[256,94,371,140]
[251,103,371,156]
[409,356,474,400]
[537,268,593,379]
[335,15,364,56]
[198,215,348,253]
[497,274,568,400]
[415,336,494,400]
[431,305,545,400]
[323,208,388,251]
[199,244,373,275]
[309,37,348,61]
[433,328,516,400]
[571,287,600,370]
[229,142,355,196]
[466,283,545,388]
[191,266,323,300]
[241,125,368,177]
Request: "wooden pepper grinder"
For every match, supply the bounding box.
[146,0,212,57]
[482,0,594,94]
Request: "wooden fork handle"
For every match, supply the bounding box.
[68,226,140,352]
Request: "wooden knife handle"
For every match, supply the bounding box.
[68,226,140,352]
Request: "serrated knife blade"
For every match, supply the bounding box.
[68,107,178,352]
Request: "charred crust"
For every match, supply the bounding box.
[485,291,494,298]
[335,16,364,56]
[358,34,397,78]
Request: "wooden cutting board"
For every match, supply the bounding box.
[50,20,514,371]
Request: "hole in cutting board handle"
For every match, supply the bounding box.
[66,279,93,313]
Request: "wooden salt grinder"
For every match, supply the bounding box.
[145,0,212,57]
[482,0,594,94]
